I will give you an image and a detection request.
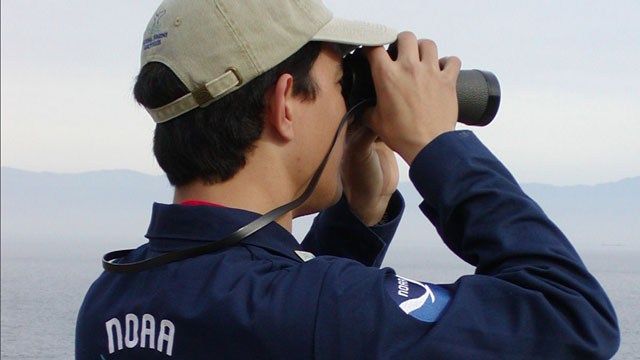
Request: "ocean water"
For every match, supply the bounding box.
[1,243,638,359]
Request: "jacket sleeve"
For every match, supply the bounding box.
[311,131,619,359]
[301,191,404,267]
[409,130,619,358]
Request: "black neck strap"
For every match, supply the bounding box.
[102,100,372,273]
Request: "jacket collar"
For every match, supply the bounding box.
[145,202,305,263]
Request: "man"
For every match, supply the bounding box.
[76,0,620,358]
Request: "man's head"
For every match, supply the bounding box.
[134,42,322,186]
[134,0,396,189]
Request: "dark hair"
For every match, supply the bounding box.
[133,42,322,186]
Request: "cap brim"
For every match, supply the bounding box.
[311,17,398,47]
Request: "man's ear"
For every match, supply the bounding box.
[264,73,295,142]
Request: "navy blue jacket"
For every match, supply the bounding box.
[76,131,619,359]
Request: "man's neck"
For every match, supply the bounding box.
[174,183,295,232]
[173,148,301,232]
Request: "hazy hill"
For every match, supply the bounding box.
[517,179,640,248]
[0,168,173,256]
[2,167,638,264]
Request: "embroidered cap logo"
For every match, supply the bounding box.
[148,9,167,36]
[144,9,168,51]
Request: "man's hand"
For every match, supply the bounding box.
[363,32,461,164]
[340,33,459,225]
[341,123,399,226]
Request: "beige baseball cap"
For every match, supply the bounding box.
[141,0,397,123]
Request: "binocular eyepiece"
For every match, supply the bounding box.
[342,48,501,127]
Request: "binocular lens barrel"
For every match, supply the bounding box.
[456,70,501,126]
[343,51,501,127]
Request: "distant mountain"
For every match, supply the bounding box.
[519,178,640,248]
[2,167,639,261]
[1,167,172,256]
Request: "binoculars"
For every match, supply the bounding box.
[342,48,501,126]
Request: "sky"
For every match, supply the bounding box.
[1,0,639,186]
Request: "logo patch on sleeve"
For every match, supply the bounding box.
[385,273,451,322]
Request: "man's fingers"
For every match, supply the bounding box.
[396,32,419,63]
[362,46,392,71]
[418,39,439,69]
[346,125,378,157]
[439,56,462,79]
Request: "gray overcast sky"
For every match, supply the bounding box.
[1,0,639,185]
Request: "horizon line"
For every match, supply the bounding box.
[2,166,639,188]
